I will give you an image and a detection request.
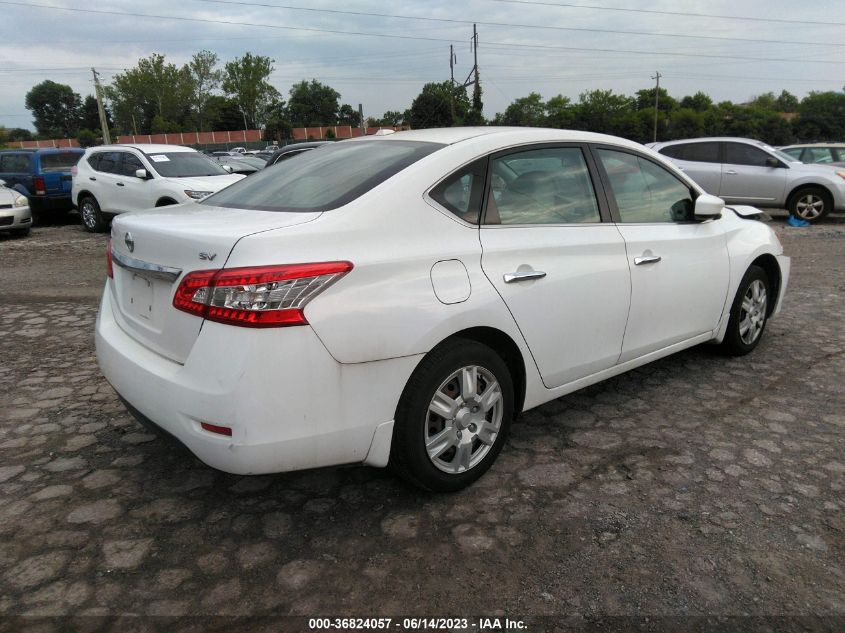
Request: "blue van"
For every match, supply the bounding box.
[0,148,84,219]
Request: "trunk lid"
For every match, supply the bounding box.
[109,204,322,363]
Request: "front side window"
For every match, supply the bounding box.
[429,159,486,223]
[597,149,695,223]
[204,140,443,212]
[120,153,145,177]
[725,143,772,167]
[486,147,601,224]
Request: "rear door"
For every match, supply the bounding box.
[656,142,723,194]
[719,142,788,203]
[90,151,122,212]
[477,144,631,388]
[593,146,729,361]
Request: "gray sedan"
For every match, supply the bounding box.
[0,179,32,237]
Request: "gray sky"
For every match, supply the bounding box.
[1,0,843,132]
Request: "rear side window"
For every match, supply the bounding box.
[92,152,121,174]
[204,140,443,212]
[659,142,720,163]
[40,152,82,172]
[0,154,30,172]
[429,158,486,223]
[803,147,835,164]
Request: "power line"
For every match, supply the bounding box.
[3,1,844,66]
[483,0,845,27]
[185,0,844,47]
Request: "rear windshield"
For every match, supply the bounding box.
[145,152,229,178]
[40,152,82,172]
[203,140,443,212]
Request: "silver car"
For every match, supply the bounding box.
[0,179,32,237]
[648,137,845,222]
[779,143,845,168]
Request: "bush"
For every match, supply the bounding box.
[77,129,98,147]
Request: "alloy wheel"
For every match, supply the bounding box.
[795,194,824,220]
[739,279,767,345]
[81,201,96,229]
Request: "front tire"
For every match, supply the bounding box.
[720,265,770,356]
[79,196,107,233]
[788,187,831,223]
[390,338,514,492]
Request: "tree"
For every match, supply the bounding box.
[79,95,112,133]
[748,92,778,111]
[572,90,635,136]
[5,128,33,142]
[379,110,404,126]
[337,103,361,127]
[776,90,799,112]
[108,53,193,134]
[222,53,279,129]
[77,129,98,148]
[795,91,845,141]
[263,98,292,142]
[544,95,574,129]
[495,92,546,127]
[679,92,713,112]
[634,87,677,113]
[464,72,484,125]
[25,80,81,138]
[205,96,246,131]
[287,80,341,127]
[188,50,222,132]
[408,81,469,129]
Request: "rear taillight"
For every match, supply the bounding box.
[106,238,113,278]
[33,176,45,196]
[71,165,78,177]
[172,262,353,328]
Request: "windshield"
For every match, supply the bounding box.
[145,152,229,178]
[203,140,443,212]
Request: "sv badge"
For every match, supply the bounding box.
[199,252,217,261]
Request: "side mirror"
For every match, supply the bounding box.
[223,165,234,174]
[135,169,149,179]
[694,193,724,220]
[765,156,782,168]
[0,179,6,187]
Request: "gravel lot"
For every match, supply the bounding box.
[0,213,844,629]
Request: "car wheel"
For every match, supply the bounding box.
[720,265,770,356]
[390,338,514,492]
[79,196,106,233]
[788,187,831,223]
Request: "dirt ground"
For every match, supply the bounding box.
[0,211,843,632]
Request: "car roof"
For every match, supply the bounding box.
[781,143,845,148]
[351,126,648,151]
[651,137,772,148]
[0,147,84,154]
[86,144,196,154]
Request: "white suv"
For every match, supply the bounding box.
[72,144,244,232]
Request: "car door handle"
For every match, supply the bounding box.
[634,255,662,266]
[89,177,96,181]
[116,182,124,187]
[503,270,547,283]
[725,169,738,175]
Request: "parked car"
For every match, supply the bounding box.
[648,137,845,222]
[213,155,267,175]
[779,143,845,167]
[0,179,32,237]
[72,144,244,232]
[97,127,789,491]
[0,148,83,221]
[264,141,332,168]
[231,147,246,154]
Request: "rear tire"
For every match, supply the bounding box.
[788,187,831,223]
[720,265,770,356]
[79,196,106,233]
[389,338,514,492]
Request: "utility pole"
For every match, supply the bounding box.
[651,71,662,143]
[449,45,457,123]
[358,103,365,135]
[91,68,111,145]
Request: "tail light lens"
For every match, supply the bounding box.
[106,238,113,278]
[33,176,45,196]
[71,165,78,177]
[173,262,353,328]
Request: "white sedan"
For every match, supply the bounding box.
[0,179,32,237]
[95,127,790,491]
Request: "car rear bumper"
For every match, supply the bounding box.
[95,285,418,475]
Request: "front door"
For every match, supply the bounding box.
[719,142,788,203]
[478,145,631,389]
[593,147,730,361]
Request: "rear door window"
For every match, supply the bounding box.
[803,147,836,164]
[40,152,82,172]
[93,152,121,174]
[659,142,720,163]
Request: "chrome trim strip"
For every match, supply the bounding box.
[111,249,182,283]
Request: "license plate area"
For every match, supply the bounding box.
[129,274,155,321]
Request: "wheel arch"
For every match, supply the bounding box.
[76,190,94,206]
[155,197,178,207]
[750,253,782,317]
[786,182,833,208]
[438,326,527,418]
